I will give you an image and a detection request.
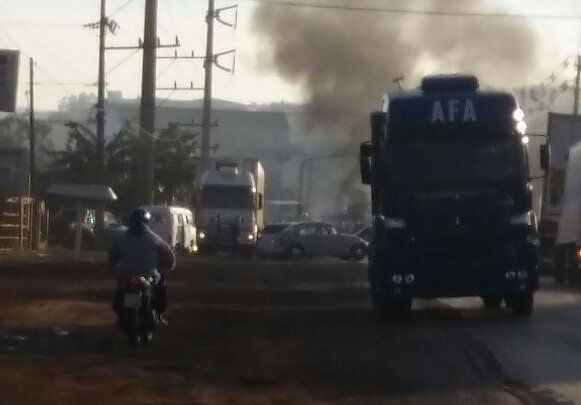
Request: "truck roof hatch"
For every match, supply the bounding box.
[421,74,479,94]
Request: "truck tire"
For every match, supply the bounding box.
[371,291,412,319]
[509,293,534,317]
[481,296,502,310]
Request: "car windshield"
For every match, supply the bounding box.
[387,138,526,186]
[150,213,168,224]
[200,185,254,209]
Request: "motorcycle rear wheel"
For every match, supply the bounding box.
[124,308,140,347]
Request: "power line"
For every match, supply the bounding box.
[0,26,81,96]
[157,58,177,80]
[0,4,95,79]
[242,0,581,20]
[0,21,81,27]
[19,82,98,87]
[106,49,140,75]
[109,0,139,17]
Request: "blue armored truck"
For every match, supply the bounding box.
[360,75,545,317]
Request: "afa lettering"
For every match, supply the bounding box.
[431,99,477,123]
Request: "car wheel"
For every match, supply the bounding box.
[287,244,305,261]
[350,244,367,262]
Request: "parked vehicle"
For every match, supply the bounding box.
[140,205,197,254]
[259,221,368,261]
[48,208,126,250]
[119,275,158,346]
[197,159,265,256]
[356,225,373,243]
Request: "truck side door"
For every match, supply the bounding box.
[176,213,186,248]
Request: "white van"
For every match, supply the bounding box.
[141,205,197,253]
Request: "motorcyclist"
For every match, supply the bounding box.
[109,207,175,326]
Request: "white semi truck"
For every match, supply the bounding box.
[196,159,265,256]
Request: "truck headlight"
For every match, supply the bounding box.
[247,233,255,241]
[510,211,533,226]
[199,231,206,240]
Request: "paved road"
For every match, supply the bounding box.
[0,257,578,404]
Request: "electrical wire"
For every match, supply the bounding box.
[109,0,139,17]
[106,49,140,75]
[241,0,581,20]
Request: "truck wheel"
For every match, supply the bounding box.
[481,296,502,310]
[509,293,534,317]
[371,291,412,319]
[388,297,413,319]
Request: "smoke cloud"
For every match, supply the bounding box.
[252,0,544,221]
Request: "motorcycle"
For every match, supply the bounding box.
[119,275,158,346]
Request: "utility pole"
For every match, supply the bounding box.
[94,5,178,207]
[95,0,107,247]
[139,0,158,205]
[155,1,235,190]
[574,53,581,116]
[29,57,40,250]
[28,57,36,197]
[200,0,215,185]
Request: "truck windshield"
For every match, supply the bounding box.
[200,185,254,209]
[387,138,526,186]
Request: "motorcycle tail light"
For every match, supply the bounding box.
[127,277,145,289]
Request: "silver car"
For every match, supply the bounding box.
[258,222,368,261]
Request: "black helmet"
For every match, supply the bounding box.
[129,207,151,228]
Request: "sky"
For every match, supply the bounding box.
[1,0,581,111]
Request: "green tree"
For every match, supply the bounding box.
[48,120,135,186]
[48,121,198,207]
[154,123,198,205]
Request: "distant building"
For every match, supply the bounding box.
[44,94,302,201]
